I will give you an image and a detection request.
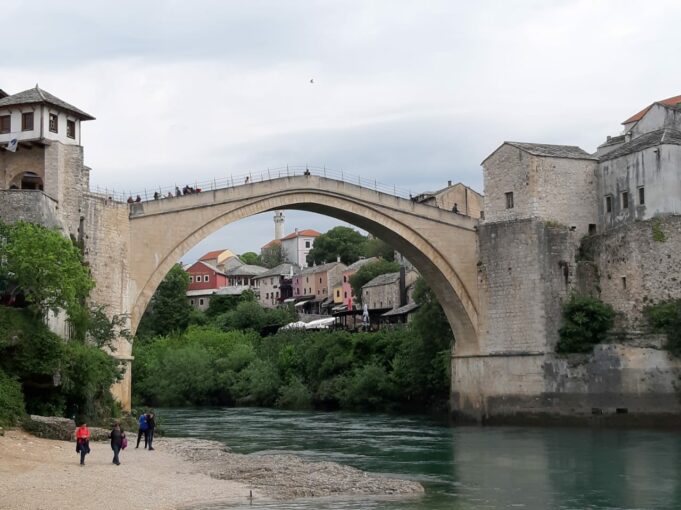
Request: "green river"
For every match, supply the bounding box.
[160,407,681,510]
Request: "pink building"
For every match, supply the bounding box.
[341,257,377,309]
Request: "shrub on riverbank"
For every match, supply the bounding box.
[644,299,681,356]
[557,295,615,353]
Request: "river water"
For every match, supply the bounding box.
[160,407,681,510]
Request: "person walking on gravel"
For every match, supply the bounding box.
[109,422,126,465]
[136,411,149,449]
[75,422,91,466]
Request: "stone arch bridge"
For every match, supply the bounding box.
[101,174,482,412]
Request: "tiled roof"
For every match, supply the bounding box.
[261,239,281,249]
[0,85,95,120]
[253,263,301,279]
[504,142,596,160]
[362,271,400,289]
[598,129,681,162]
[345,257,378,272]
[299,261,346,275]
[622,94,681,125]
[188,260,227,276]
[381,302,419,317]
[200,249,229,261]
[280,229,321,241]
[226,264,268,276]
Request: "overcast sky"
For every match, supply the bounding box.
[3,0,681,262]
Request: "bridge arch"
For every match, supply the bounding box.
[128,176,481,355]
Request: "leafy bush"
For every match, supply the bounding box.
[557,295,615,353]
[645,299,681,356]
[0,369,25,426]
[277,376,312,410]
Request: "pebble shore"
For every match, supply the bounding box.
[0,430,423,510]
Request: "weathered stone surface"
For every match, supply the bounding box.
[23,415,75,441]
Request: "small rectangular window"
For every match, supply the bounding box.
[22,112,34,131]
[305,241,310,248]
[622,191,629,209]
[190,299,195,305]
[49,113,58,133]
[505,191,514,209]
[203,275,209,282]
[199,298,204,306]
[189,276,193,283]
[0,115,10,134]
[638,187,645,205]
[605,195,612,213]
[66,119,76,139]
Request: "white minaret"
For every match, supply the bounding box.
[274,210,285,240]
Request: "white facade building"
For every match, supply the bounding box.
[280,229,320,267]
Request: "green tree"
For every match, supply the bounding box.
[365,238,395,261]
[644,299,681,356]
[260,243,285,268]
[306,226,367,266]
[0,221,93,319]
[239,252,260,265]
[205,290,256,318]
[349,259,400,303]
[137,264,192,337]
[557,295,615,353]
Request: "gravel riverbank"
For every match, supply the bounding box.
[0,430,423,510]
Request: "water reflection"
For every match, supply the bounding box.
[161,408,681,510]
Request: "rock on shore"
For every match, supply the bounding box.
[163,437,425,500]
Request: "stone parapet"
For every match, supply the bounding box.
[0,190,65,230]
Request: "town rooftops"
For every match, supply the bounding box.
[299,261,346,275]
[189,260,227,276]
[199,249,235,261]
[362,271,400,288]
[280,229,321,241]
[261,239,281,250]
[381,302,419,317]
[345,257,378,272]
[622,94,681,125]
[0,85,95,120]
[481,141,596,165]
[598,128,681,162]
[253,263,301,279]
[225,264,268,276]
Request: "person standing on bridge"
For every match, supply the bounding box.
[135,195,142,202]
[175,186,181,197]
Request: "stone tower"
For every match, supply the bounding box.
[274,210,285,240]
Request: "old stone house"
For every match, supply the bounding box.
[254,262,300,308]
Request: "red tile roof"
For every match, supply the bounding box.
[199,249,227,261]
[261,239,282,250]
[622,94,681,125]
[280,229,321,241]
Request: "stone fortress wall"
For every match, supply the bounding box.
[458,94,681,422]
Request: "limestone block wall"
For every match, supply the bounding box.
[0,146,47,189]
[581,215,681,329]
[0,190,65,230]
[477,219,578,354]
[82,193,133,408]
[44,143,89,239]
[483,144,598,236]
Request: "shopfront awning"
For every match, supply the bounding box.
[294,300,310,307]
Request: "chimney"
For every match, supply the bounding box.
[399,266,406,307]
[447,180,452,186]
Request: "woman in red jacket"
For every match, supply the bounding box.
[75,423,91,466]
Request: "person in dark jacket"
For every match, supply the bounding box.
[109,422,125,465]
[136,411,149,449]
[147,412,156,451]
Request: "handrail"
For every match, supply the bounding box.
[89,166,416,204]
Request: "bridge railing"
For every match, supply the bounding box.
[90,166,416,203]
